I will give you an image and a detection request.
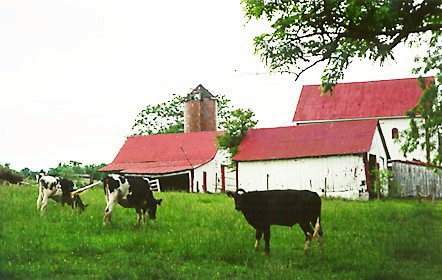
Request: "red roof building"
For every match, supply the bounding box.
[234,120,389,200]
[293,77,426,122]
[100,131,220,174]
[99,131,235,193]
[234,120,382,161]
[292,77,430,162]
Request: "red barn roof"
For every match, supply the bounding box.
[293,77,429,122]
[233,120,379,161]
[100,131,221,174]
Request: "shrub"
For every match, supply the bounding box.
[0,166,23,184]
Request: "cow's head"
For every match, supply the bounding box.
[147,198,163,220]
[36,173,44,184]
[73,195,88,212]
[227,189,246,211]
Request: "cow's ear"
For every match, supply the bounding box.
[119,176,126,184]
[157,199,163,206]
[226,191,235,198]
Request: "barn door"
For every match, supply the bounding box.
[203,171,207,193]
[368,154,377,193]
[221,165,226,192]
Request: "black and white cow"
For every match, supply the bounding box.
[227,189,323,255]
[36,174,87,213]
[102,174,163,226]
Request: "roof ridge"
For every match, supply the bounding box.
[128,130,221,138]
[302,76,433,87]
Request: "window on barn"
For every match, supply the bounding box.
[392,128,399,140]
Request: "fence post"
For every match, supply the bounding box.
[266,174,269,191]
[324,178,327,198]
[432,183,436,208]
[417,185,422,203]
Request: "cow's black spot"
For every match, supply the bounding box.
[107,177,120,193]
[120,176,126,184]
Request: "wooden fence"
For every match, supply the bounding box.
[391,160,442,198]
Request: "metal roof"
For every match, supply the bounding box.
[233,120,378,161]
[184,84,215,101]
[99,131,221,174]
[293,77,429,122]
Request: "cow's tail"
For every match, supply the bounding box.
[312,216,321,241]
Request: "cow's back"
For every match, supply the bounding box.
[125,177,153,206]
[59,178,75,195]
[241,190,321,228]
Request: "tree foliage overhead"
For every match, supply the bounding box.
[242,0,442,93]
[132,93,235,135]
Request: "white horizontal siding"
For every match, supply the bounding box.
[238,154,367,195]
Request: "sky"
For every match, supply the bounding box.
[0,0,428,171]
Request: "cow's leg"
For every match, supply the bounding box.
[103,194,118,225]
[255,229,263,252]
[40,189,51,213]
[312,217,323,254]
[263,227,271,255]
[135,208,142,226]
[36,185,43,209]
[300,222,314,256]
[142,208,147,224]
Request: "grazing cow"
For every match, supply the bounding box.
[102,174,163,226]
[227,189,323,255]
[36,175,87,212]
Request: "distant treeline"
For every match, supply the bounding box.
[0,161,108,185]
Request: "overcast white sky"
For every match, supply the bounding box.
[0,0,427,171]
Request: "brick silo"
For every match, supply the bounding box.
[184,85,217,133]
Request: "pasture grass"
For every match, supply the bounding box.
[0,184,441,279]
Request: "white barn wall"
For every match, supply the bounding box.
[237,154,367,196]
[369,126,389,169]
[379,118,426,162]
[294,118,428,162]
[193,150,235,193]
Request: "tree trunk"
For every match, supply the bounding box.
[438,131,442,166]
[425,117,431,164]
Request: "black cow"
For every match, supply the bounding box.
[57,178,88,211]
[227,189,323,255]
[36,175,87,212]
[102,174,163,226]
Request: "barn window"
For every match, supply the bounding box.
[392,128,399,139]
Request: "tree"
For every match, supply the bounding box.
[19,167,38,179]
[131,93,235,135]
[400,33,442,166]
[83,163,108,181]
[132,94,185,135]
[215,108,258,166]
[242,0,442,93]
[48,161,107,182]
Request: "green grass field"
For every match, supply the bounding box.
[1,184,441,279]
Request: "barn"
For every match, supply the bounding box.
[233,120,390,200]
[99,84,236,193]
[99,131,235,192]
[292,77,429,162]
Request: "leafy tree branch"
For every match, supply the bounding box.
[242,0,442,94]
